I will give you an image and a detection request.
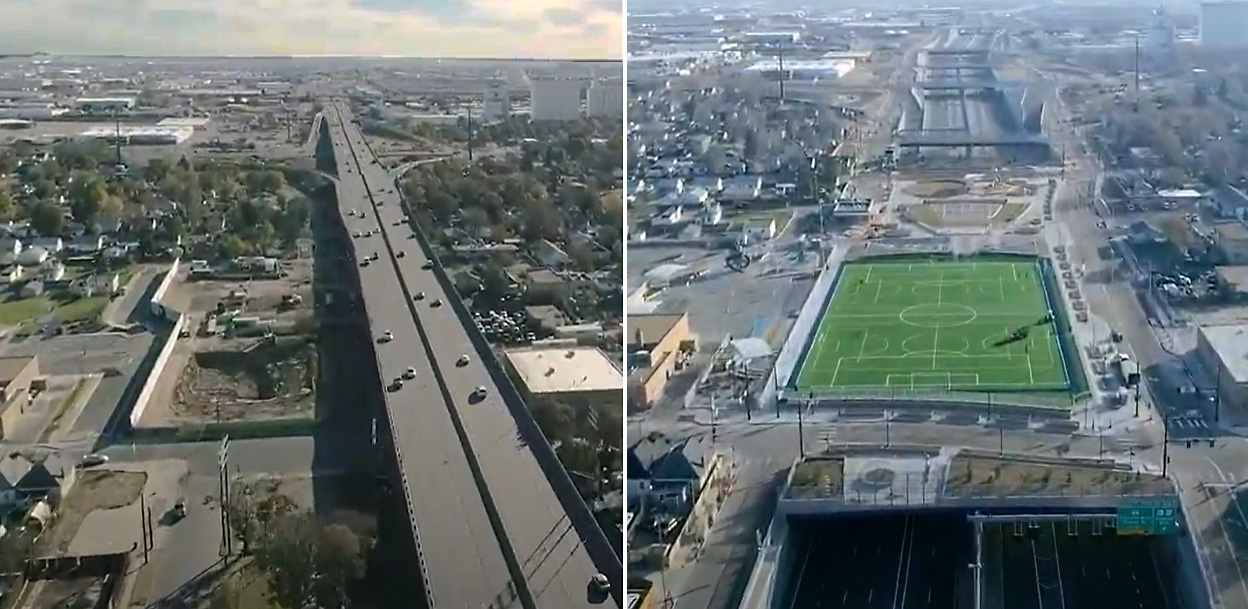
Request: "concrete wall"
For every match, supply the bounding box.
[127,258,184,428]
[759,245,848,409]
[148,259,180,321]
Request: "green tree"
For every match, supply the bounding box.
[31,202,64,236]
[255,512,319,609]
[218,234,247,260]
[70,174,109,226]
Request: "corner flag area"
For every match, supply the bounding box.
[793,257,1075,396]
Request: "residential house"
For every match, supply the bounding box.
[720,175,764,202]
[71,273,120,297]
[95,217,124,234]
[0,238,21,261]
[68,235,105,254]
[30,237,62,253]
[16,246,47,266]
[0,265,25,284]
[0,452,76,508]
[626,433,712,511]
[41,262,65,282]
[742,217,777,242]
[533,239,572,269]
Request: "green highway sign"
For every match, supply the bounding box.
[1117,498,1178,535]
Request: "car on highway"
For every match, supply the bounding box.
[422,261,433,270]
[371,253,380,261]
[79,454,109,468]
[457,354,471,367]
[432,299,443,307]
[380,331,394,343]
[471,386,488,400]
[403,367,417,380]
[414,292,425,301]
[397,251,406,259]
[388,379,403,392]
[360,259,371,268]
[589,573,611,599]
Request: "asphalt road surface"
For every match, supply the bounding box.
[327,104,606,609]
[785,514,1177,609]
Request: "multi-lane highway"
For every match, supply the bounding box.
[324,102,614,609]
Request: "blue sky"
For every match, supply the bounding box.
[0,0,621,58]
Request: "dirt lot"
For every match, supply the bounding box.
[184,258,313,318]
[171,335,316,422]
[40,471,147,556]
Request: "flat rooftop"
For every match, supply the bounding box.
[1200,323,1248,383]
[0,355,33,384]
[506,346,622,395]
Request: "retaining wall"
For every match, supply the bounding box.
[127,259,185,429]
[148,259,180,321]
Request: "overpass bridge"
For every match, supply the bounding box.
[319,102,620,609]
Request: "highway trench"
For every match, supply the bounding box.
[783,513,1180,609]
[327,104,615,609]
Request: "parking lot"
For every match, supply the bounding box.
[631,245,816,347]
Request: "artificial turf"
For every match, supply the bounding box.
[794,259,1072,394]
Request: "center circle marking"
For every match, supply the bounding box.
[899,303,978,328]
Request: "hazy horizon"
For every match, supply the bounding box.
[0,0,622,60]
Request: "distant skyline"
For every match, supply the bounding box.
[0,0,621,60]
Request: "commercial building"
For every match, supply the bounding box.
[0,104,68,120]
[529,75,584,121]
[73,97,135,113]
[78,125,194,145]
[505,345,623,408]
[1196,323,1248,412]
[1200,2,1248,48]
[628,313,695,411]
[482,82,511,122]
[0,356,40,440]
[586,79,624,119]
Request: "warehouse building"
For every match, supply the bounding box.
[1196,323,1248,412]
[78,125,194,145]
[505,345,622,408]
[628,313,695,411]
[73,97,135,113]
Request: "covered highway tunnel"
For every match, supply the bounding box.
[773,510,1191,609]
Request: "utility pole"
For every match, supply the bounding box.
[797,397,806,458]
[776,43,787,103]
[1162,421,1171,478]
[138,492,150,564]
[218,435,232,556]
[1133,36,1141,113]
[1215,365,1223,423]
[466,104,475,163]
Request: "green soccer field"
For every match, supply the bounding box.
[794,258,1072,394]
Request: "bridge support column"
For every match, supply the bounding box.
[973,517,983,609]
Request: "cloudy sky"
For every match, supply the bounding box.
[0,0,621,59]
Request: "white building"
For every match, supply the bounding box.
[482,82,510,122]
[586,79,623,119]
[529,76,584,121]
[1201,2,1248,48]
[1147,6,1176,59]
[73,97,135,113]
